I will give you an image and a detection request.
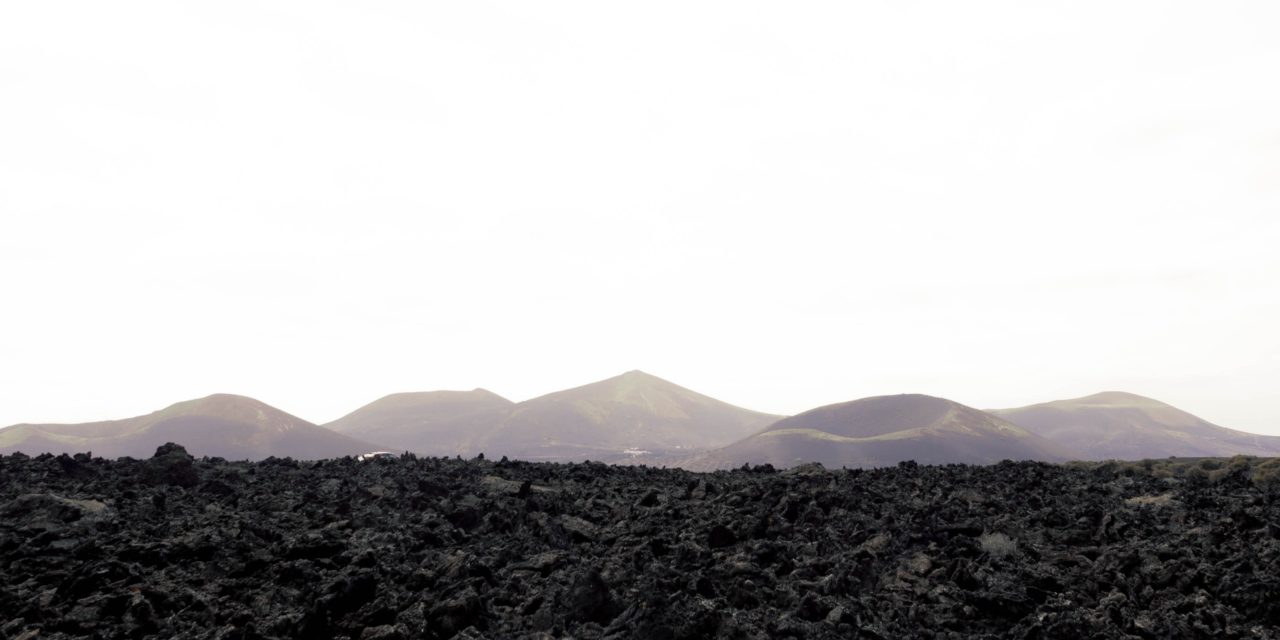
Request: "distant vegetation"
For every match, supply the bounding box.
[1064,455,1280,491]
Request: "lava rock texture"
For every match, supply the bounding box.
[2,446,1279,639]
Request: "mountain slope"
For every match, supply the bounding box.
[688,394,1076,470]
[0,394,380,460]
[994,391,1280,460]
[325,389,514,455]
[471,370,782,462]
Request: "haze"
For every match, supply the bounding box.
[1,2,1277,434]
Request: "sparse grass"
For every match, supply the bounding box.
[1183,465,1208,484]
[1124,493,1174,507]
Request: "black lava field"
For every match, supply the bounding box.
[2,446,1278,639]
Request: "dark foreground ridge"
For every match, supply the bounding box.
[2,447,1279,639]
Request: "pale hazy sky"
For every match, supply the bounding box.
[2,2,1278,434]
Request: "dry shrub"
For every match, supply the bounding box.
[1251,459,1280,492]
[1185,465,1209,484]
[979,532,1017,559]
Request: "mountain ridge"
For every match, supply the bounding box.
[469,370,783,462]
[995,391,1280,460]
[7,383,1279,466]
[324,388,515,456]
[0,394,379,460]
[687,393,1076,470]
[326,370,783,463]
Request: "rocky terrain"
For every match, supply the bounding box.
[2,447,1279,639]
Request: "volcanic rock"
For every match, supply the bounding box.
[1,451,1278,638]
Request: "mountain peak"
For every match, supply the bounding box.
[540,371,689,404]
[183,393,271,409]
[615,369,661,382]
[163,393,300,424]
[363,389,513,410]
[1055,391,1169,409]
[477,371,780,461]
[764,393,992,439]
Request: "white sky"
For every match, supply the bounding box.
[2,2,1278,434]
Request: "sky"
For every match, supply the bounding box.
[1,2,1278,434]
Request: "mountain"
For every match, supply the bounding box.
[994,391,1280,460]
[0,394,380,460]
[468,370,782,463]
[325,389,514,456]
[687,394,1076,470]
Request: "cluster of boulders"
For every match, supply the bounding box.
[1,446,1278,639]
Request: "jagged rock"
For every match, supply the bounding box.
[361,623,406,639]
[560,516,598,543]
[567,568,614,624]
[1,451,1278,638]
[707,524,737,549]
[1,493,113,525]
[428,586,486,638]
[146,442,199,487]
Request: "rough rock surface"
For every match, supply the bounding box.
[1,446,1278,639]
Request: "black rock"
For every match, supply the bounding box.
[2,450,1278,639]
[146,442,199,487]
[428,587,485,638]
[567,568,614,624]
[708,524,738,549]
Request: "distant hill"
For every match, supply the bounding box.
[687,394,1075,470]
[994,391,1280,460]
[325,389,514,456]
[468,370,782,463]
[0,394,380,460]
